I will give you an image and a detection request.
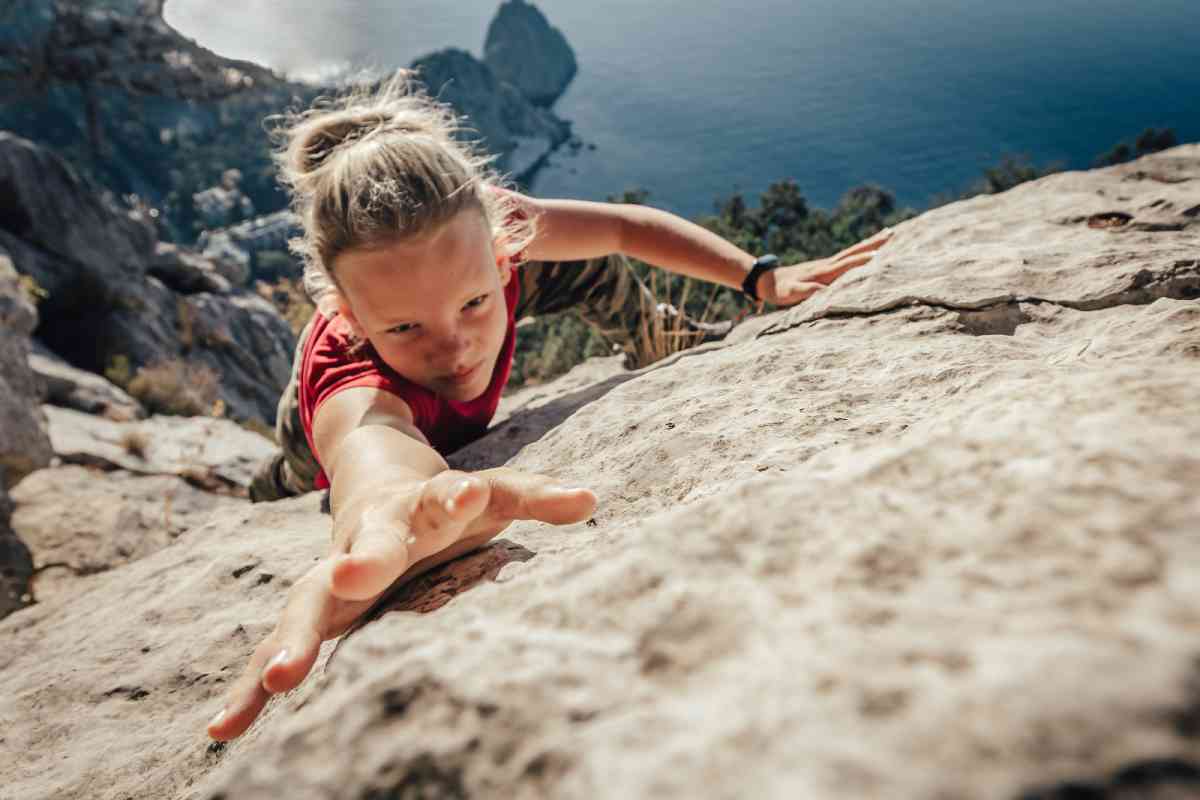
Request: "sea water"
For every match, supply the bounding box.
[166,0,1199,218]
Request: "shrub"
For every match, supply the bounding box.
[1094,127,1178,167]
[119,429,149,459]
[104,354,133,388]
[126,359,220,417]
[17,274,49,306]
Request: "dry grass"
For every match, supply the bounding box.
[237,416,276,441]
[118,429,149,459]
[126,359,221,417]
[631,270,724,368]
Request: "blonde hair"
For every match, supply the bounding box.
[269,68,539,310]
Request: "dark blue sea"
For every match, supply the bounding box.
[166,0,1200,219]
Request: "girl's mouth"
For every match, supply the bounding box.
[447,362,480,383]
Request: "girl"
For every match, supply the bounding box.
[209,69,892,742]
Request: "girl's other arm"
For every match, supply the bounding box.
[518,193,893,307]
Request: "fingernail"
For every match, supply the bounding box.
[446,479,472,512]
[264,649,289,676]
[208,708,226,729]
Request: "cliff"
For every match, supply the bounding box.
[0,145,1197,798]
[0,0,577,244]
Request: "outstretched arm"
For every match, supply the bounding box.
[516,193,893,308]
[206,386,597,742]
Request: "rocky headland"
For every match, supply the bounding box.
[485,0,579,108]
[0,144,1196,798]
[0,0,581,245]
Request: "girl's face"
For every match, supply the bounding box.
[334,208,513,402]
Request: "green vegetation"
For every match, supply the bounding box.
[509,127,1182,388]
[104,354,134,388]
[1094,128,1178,168]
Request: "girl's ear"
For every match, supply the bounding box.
[495,253,514,287]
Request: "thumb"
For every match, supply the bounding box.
[524,485,598,525]
[480,468,598,525]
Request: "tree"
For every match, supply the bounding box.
[1094,128,1177,167]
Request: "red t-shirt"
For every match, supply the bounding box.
[298,269,521,489]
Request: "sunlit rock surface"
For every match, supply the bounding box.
[0,146,1197,800]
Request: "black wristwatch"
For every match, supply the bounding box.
[741,254,780,302]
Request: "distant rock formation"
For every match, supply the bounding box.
[1,146,1197,798]
[0,0,318,242]
[0,0,580,245]
[0,0,266,103]
[411,47,572,180]
[484,0,578,107]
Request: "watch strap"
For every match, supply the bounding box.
[741,254,780,302]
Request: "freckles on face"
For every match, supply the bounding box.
[334,209,512,397]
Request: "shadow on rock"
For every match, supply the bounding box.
[325,539,535,670]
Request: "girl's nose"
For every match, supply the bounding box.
[428,327,470,356]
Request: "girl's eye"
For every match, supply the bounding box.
[465,294,488,310]
[388,323,415,335]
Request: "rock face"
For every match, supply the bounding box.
[0,132,296,425]
[29,339,147,421]
[0,0,312,242]
[0,252,53,483]
[484,0,578,107]
[0,250,53,618]
[41,405,277,492]
[0,147,1198,799]
[10,464,245,605]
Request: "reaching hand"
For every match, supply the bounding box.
[206,467,597,742]
[759,227,894,307]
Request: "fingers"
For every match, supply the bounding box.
[207,563,334,742]
[330,472,489,601]
[834,227,894,261]
[776,280,826,306]
[810,253,876,285]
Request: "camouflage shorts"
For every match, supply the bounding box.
[248,253,720,502]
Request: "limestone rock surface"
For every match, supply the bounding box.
[42,405,276,492]
[0,146,1198,800]
[11,464,244,605]
[29,339,146,421]
[484,0,579,107]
